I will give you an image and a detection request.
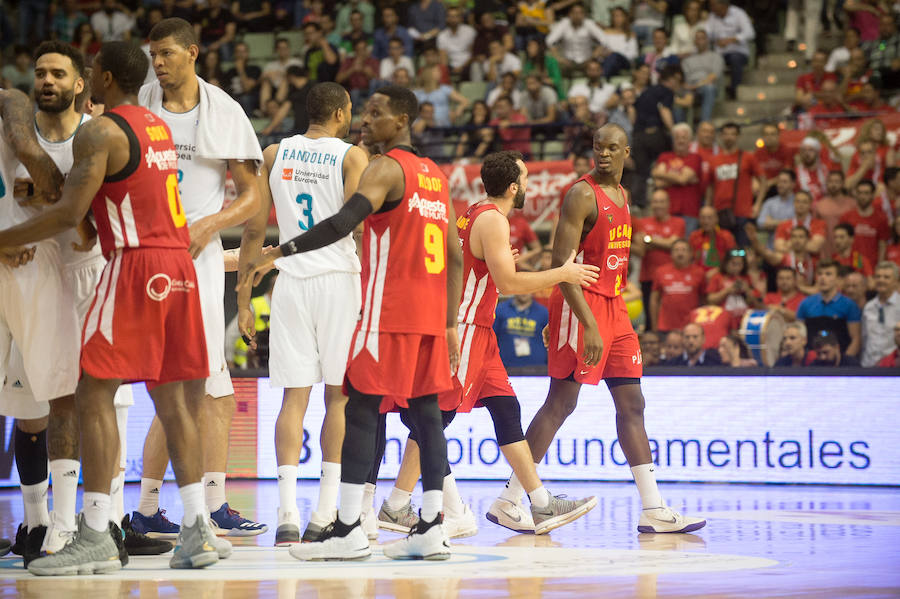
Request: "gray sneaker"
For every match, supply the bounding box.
[169,518,219,569]
[28,515,122,576]
[206,518,233,559]
[301,520,326,543]
[531,494,598,535]
[377,499,420,534]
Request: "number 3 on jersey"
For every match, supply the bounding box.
[296,193,314,231]
[166,173,186,227]
[424,222,445,274]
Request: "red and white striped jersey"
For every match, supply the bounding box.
[92,105,189,259]
[456,201,501,327]
[350,147,450,358]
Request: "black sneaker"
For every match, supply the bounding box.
[109,520,129,567]
[0,537,11,556]
[10,523,26,556]
[23,525,47,567]
[300,521,326,543]
[122,515,173,555]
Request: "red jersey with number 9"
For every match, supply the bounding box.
[91,105,189,259]
[355,147,449,337]
[576,174,631,298]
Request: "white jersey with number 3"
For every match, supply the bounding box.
[269,134,361,278]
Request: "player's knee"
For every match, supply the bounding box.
[616,392,645,420]
[345,396,379,434]
[547,392,578,421]
[485,396,525,446]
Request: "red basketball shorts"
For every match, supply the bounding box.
[80,248,209,389]
[343,331,453,412]
[547,288,642,385]
[438,323,515,413]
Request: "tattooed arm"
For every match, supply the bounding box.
[0,116,115,249]
[0,89,64,202]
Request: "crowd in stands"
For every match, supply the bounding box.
[5,0,900,372]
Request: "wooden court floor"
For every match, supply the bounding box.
[0,480,897,598]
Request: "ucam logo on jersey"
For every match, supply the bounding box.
[145,147,178,171]
[408,191,448,222]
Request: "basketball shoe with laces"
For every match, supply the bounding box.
[169,517,220,569]
[27,515,121,576]
[486,497,536,533]
[531,494,598,535]
[209,503,268,537]
[383,513,450,561]
[40,512,75,555]
[288,519,371,561]
[377,499,419,533]
[637,506,706,533]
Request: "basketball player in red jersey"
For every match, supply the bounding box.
[493,124,706,534]
[0,42,228,574]
[240,85,463,561]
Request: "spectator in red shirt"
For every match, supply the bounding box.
[833,222,875,276]
[489,95,531,159]
[807,78,849,122]
[507,211,541,270]
[846,139,884,192]
[706,122,763,246]
[875,321,900,366]
[688,304,732,349]
[765,266,809,320]
[795,136,836,202]
[706,248,761,328]
[773,190,826,255]
[876,166,900,220]
[336,38,380,105]
[840,47,873,103]
[886,215,900,267]
[749,222,819,294]
[849,82,895,113]
[651,123,703,233]
[690,205,737,272]
[755,123,795,196]
[650,239,706,333]
[841,179,891,266]
[795,49,839,111]
[634,189,687,330]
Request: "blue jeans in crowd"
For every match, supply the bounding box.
[602,52,632,78]
[723,52,748,98]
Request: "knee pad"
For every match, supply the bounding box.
[15,426,48,485]
[483,396,525,446]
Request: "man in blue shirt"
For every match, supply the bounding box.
[494,294,549,368]
[796,261,862,357]
[372,6,413,59]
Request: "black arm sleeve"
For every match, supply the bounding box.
[279,192,373,257]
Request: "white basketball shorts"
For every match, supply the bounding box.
[194,237,234,398]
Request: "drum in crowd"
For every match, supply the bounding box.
[739,310,786,366]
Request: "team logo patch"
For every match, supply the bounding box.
[607,214,614,224]
[282,168,293,181]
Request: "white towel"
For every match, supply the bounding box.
[139,76,263,167]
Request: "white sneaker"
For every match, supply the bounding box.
[288,520,371,561]
[443,504,478,539]
[531,494,597,535]
[383,514,450,561]
[275,508,301,546]
[486,498,535,534]
[360,505,378,541]
[40,512,75,555]
[205,518,233,558]
[637,506,706,534]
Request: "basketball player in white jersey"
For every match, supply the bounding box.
[131,18,267,537]
[1,42,171,559]
[0,88,78,566]
[239,82,368,545]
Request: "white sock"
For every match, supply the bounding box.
[109,471,126,523]
[277,464,298,517]
[386,486,412,511]
[338,482,364,526]
[631,463,664,509]
[312,461,340,525]
[49,459,80,530]
[362,482,376,513]
[500,467,532,503]
[138,478,163,516]
[115,404,128,470]
[527,485,551,509]
[179,482,206,527]
[442,473,464,516]
[421,489,442,523]
[21,480,50,531]
[204,472,227,513]
[82,492,110,533]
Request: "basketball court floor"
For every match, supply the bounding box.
[0,479,897,598]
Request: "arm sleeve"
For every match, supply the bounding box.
[280,192,373,256]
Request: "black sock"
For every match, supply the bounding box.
[15,426,48,486]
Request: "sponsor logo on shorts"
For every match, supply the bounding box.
[282,168,293,181]
[146,273,196,301]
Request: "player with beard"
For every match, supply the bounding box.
[374,151,599,537]
[1,41,170,561]
[490,124,707,534]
